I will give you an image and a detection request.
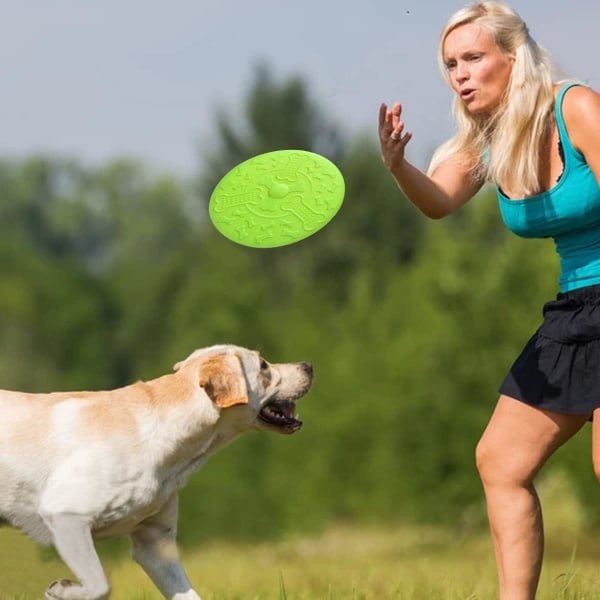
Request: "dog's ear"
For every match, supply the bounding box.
[173,349,203,372]
[198,352,249,408]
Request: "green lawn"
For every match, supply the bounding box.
[1,522,600,600]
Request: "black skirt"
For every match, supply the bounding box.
[499,283,600,416]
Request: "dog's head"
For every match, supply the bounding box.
[173,345,313,434]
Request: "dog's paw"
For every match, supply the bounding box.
[44,579,109,600]
[45,580,78,600]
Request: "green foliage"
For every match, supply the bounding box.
[0,64,597,554]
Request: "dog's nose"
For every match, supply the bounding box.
[300,362,313,377]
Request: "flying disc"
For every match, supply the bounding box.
[209,150,345,248]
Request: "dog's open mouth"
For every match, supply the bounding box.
[258,400,302,433]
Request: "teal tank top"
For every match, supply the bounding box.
[497,83,600,292]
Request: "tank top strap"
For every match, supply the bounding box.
[555,82,582,154]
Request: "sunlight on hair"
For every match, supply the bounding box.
[428,1,574,196]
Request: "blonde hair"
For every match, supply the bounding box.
[428,1,568,195]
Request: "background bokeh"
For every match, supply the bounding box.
[0,0,599,566]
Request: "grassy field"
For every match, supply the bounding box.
[1,521,600,600]
[0,472,598,599]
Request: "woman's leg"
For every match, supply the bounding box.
[590,407,600,481]
[476,395,588,600]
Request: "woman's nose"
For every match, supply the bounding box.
[455,61,469,82]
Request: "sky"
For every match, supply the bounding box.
[0,0,598,178]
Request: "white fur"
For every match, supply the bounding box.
[0,345,312,600]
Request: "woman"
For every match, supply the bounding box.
[378,2,600,599]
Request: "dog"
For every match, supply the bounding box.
[0,344,313,600]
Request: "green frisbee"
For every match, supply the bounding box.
[209,150,345,248]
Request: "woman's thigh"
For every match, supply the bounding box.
[477,395,589,485]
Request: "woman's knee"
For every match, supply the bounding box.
[475,436,498,484]
[475,435,529,488]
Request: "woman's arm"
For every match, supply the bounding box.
[379,102,482,219]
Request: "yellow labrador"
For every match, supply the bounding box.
[0,344,312,600]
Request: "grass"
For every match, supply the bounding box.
[2,521,600,600]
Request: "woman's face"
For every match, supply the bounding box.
[443,23,514,115]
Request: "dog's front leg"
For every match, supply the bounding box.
[131,494,201,600]
[42,513,110,600]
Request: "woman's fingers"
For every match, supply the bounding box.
[378,103,388,129]
[379,101,412,169]
[379,102,405,134]
[390,102,402,128]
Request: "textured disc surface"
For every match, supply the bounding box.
[209,150,345,248]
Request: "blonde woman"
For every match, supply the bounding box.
[378,2,600,599]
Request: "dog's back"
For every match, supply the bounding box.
[0,345,313,600]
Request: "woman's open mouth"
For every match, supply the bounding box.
[461,89,476,101]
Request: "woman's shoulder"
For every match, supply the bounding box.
[558,84,600,120]
[557,84,600,151]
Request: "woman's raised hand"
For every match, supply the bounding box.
[378,102,412,171]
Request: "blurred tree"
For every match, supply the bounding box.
[194,64,424,308]
[0,63,597,554]
[0,157,112,266]
[198,62,343,197]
